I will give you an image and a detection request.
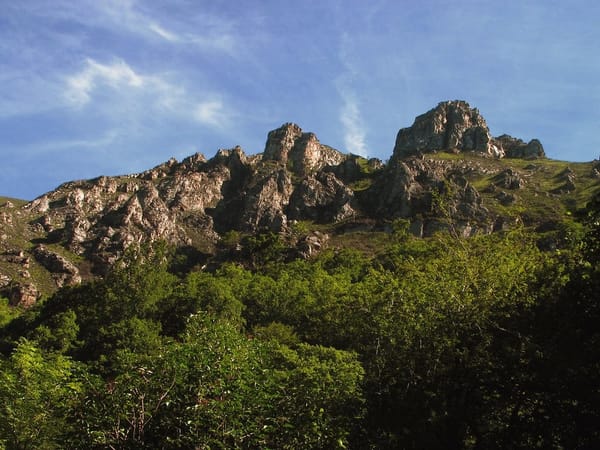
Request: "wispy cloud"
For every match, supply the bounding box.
[148,22,180,43]
[87,0,239,54]
[63,57,232,129]
[338,92,368,156]
[65,59,144,107]
[336,33,368,156]
[6,0,241,54]
[24,130,121,155]
[193,100,230,128]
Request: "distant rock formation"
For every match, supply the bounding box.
[0,101,580,306]
[393,100,545,160]
[494,135,545,159]
[263,123,346,175]
[393,101,501,158]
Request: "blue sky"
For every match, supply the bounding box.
[1,0,599,200]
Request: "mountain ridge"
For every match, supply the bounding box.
[1,100,599,306]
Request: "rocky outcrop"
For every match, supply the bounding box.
[325,155,384,183]
[552,167,577,193]
[8,282,39,308]
[495,169,525,190]
[239,169,293,232]
[33,245,81,287]
[496,191,518,206]
[263,123,345,176]
[263,123,303,164]
[288,172,356,223]
[2,100,591,299]
[495,135,545,159]
[0,273,10,289]
[296,231,329,259]
[1,249,29,267]
[393,101,545,161]
[14,105,546,265]
[373,156,490,236]
[393,101,501,159]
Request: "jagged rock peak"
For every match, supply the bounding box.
[263,123,304,163]
[393,100,500,159]
[393,100,545,161]
[263,123,345,175]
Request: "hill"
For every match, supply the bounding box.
[1,100,599,304]
[1,101,600,449]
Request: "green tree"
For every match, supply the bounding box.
[268,343,365,449]
[0,339,84,449]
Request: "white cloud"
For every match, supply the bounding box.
[63,57,232,130]
[339,93,368,157]
[193,100,229,128]
[65,59,145,107]
[86,0,239,53]
[336,33,368,157]
[8,0,241,53]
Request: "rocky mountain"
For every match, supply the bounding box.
[393,100,545,159]
[1,100,599,306]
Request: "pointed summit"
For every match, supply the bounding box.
[262,123,345,175]
[393,100,501,159]
[263,123,304,163]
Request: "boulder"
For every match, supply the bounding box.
[296,231,329,259]
[8,282,39,308]
[495,169,525,190]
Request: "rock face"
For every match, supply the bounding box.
[288,172,356,223]
[8,283,39,308]
[33,245,81,287]
[495,135,545,159]
[394,101,501,158]
[393,100,545,161]
[5,122,364,291]
[263,123,346,176]
[372,156,490,236]
[0,100,570,305]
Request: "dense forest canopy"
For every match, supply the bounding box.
[0,194,599,449]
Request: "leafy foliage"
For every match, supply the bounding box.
[0,339,84,449]
[0,205,599,448]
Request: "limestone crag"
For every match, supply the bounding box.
[373,156,491,236]
[288,172,356,223]
[33,245,81,287]
[393,101,545,161]
[263,123,346,176]
[3,122,361,292]
[394,100,501,158]
[1,101,574,306]
[495,135,545,159]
